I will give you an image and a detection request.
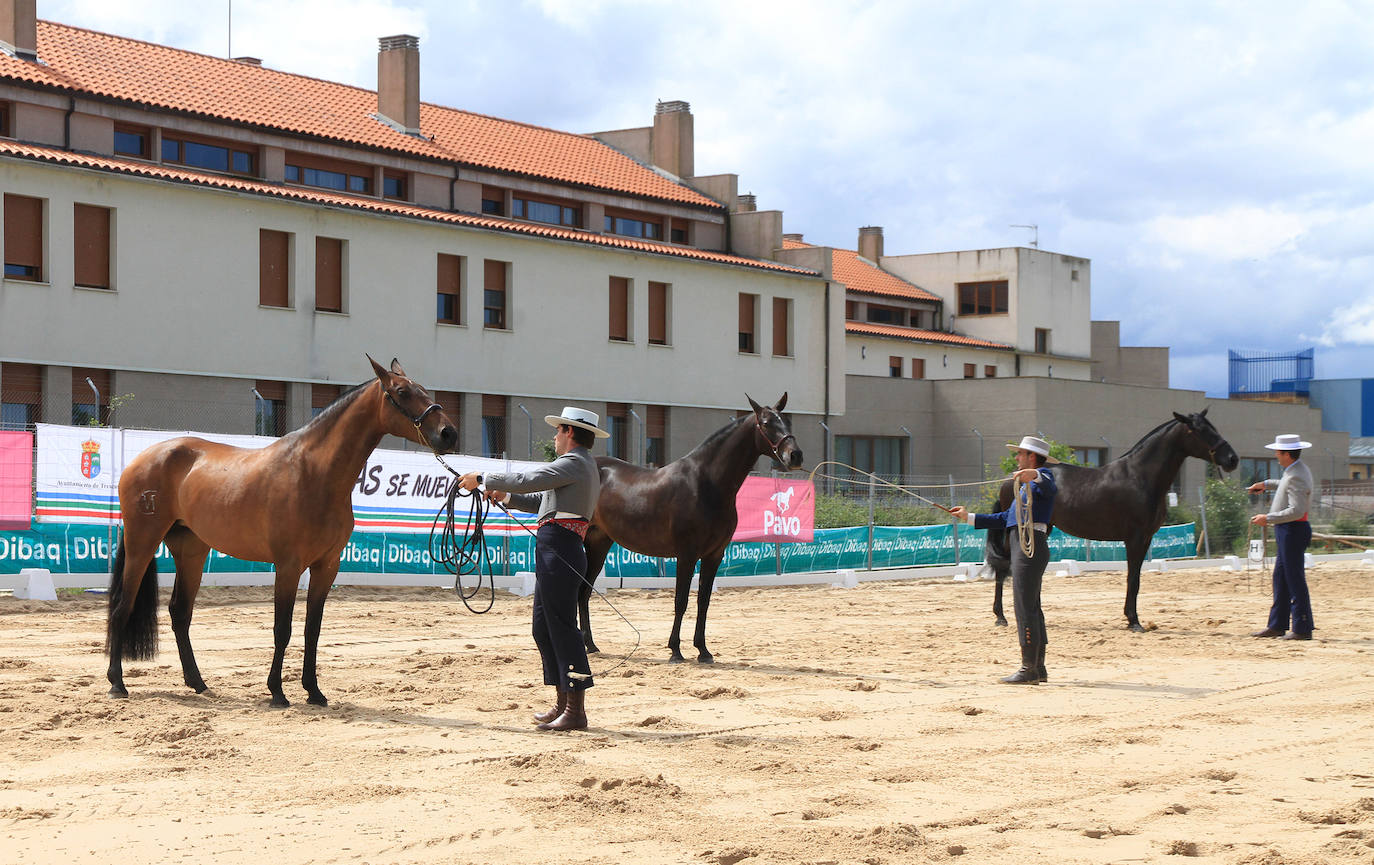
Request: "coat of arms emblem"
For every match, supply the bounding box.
[81,438,101,479]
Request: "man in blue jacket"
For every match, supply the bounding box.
[952,435,1059,684]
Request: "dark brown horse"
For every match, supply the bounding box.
[985,409,1238,632]
[105,357,457,706]
[579,394,802,663]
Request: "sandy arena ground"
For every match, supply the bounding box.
[2,561,1373,865]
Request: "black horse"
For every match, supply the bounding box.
[578,394,802,663]
[985,409,1238,632]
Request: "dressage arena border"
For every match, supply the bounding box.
[5,550,1371,597]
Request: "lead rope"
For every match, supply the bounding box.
[1014,474,1036,557]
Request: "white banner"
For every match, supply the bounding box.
[35,424,542,531]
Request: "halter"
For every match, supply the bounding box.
[385,387,442,431]
[1182,420,1227,479]
[754,411,797,467]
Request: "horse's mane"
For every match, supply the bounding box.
[299,380,371,432]
[684,415,749,460]
[1117,417,1183,461]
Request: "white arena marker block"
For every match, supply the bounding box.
[832,568,858,588]
[513,571,536,597]
[1222,555,1240,571]
[1362,550,1374,566]
[1305,553,1315,568]
[1055,560,1081,577]
[1146,559,1167,573]
[15,569,57,601]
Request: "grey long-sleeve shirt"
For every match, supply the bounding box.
[1261,458,1313,524]
[483,446,600,520]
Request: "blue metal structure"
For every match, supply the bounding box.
[1228,348,1314,397]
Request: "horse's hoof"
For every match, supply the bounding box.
[1127,622,1146,633]
[995,618,1008,627]
[667,655,685,665]
[108,686,128,699]
[584,642,601,654]
[307,694,329,707]
[270,694,290,708]
[187,681,208,694]
[697,654,715,664]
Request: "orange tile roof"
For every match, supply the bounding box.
[783,237,940,302]
[0,21,720,210]
[846,322,1013,350]
[0,140,816,276]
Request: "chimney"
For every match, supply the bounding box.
[377,34,420,134]
[232,57,262,66]
[652,100,694,179]
[735,193,756,213]
[782,232,804,243]
[858,226,884,261]
[0,0,37,62]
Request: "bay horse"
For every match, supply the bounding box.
[578,394,802,663]
[985,409,1238,632]
[105,357,457,706]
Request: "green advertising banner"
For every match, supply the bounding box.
[1,521,1196,580]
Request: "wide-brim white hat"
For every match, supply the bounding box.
[1006,435,1059,463]
[545,406,610,438]
[1263,433,1312,451]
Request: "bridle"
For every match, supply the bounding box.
[755,410,797,468]
[385,385,442,437]
[1182,419,1228,479]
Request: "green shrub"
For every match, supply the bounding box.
[1329,512,1371,537]
[1200,477,1251,555]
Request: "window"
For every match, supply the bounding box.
[0,102,9,138]
[383,173,407,200]
[609,276,630,342]
[963,363,976,379]
[437,253,462,324]
[889,356,902,378]
[163,134,256,176]
[113,124,151,159]
[310,384,342,418]
[513,195,580,228]
[845,300,858,320]
[738,293,758,353]
[604,209,662,240]
[648,281,669,345]
[1072,447,1106,467]
[834,435,905,480]
[866,304,906,326]
[984,365,997,378]
[606,402,630,461]
[259,229,291,307]
[1240,457,1277,490]
[772,297,792,356]
[1,362,42,430]
[255,380,288,436]
[284,153,370,193]
[73,204,112,290]
[315,237,344,313]
[646,404,667,467]
[481,185,504,215]
[670,218,688,244]
[435,390,462,452]
[911,359,925,379]
[481,394,507,458]
[483,260,509,329]
[957,280,1009,316]
[1035,328,1050,354]
[4,193,43,281]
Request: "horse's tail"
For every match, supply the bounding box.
[106,537,159,661]
[985,527,1011,579]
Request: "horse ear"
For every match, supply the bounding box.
[389,357,407,377]
[368,354,390,381]
[745,394,763,416]
[1172,411,1189,425]
[1199,406,1209,418]
[775,392,788,412]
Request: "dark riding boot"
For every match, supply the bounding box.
[532,688,566,725]
[1000,644,1042,685]
[538,687,587,731]
[1035,643,1048,683]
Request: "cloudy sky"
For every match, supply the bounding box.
[45,0,1374,396]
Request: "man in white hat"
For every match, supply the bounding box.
[1246,433,1315,640]
[951,435,1059,684]
[458,406,609,729]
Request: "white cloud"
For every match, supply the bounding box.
[1143,207,1308,263]
[1314,295,1374,347]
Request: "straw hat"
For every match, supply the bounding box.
[1263,433,1312,451]
[1006,435,1059,463]
[544,406,610,438]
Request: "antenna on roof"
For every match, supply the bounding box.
[1010,224,1038,248]
[227,1,232,57]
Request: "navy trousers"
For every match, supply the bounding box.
[1267,520,1314,635]
[1008,528,1049,656]
[532,523,594,691]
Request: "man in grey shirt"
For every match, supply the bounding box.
[1247,434,1316,640]
[459,406,606,730]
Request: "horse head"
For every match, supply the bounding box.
[746,392,803,470]
[368,355,459,454]
[1172,407,1239,473]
